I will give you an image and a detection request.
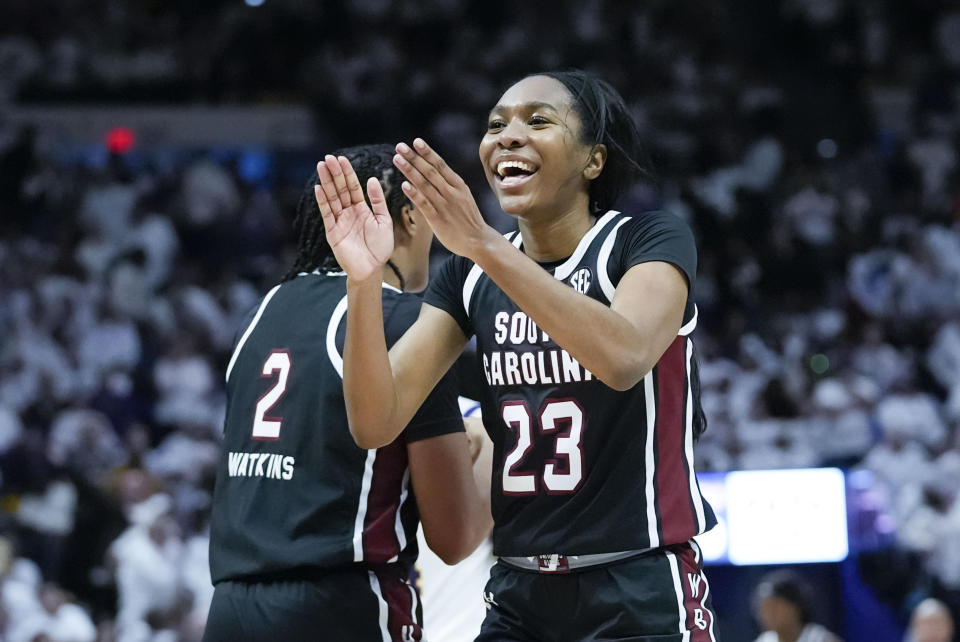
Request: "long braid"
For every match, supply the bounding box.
[282,144,410,283]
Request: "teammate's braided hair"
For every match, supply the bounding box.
[531,69,655,215]
[283,144,411,283]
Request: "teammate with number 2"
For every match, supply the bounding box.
[317,71,721,641]
[203,145,491,642]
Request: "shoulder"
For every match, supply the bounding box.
[437,252,478,282]
[382,289,422,336]
[601,209,697,281]
[617,209,695,241]
[425,252,480,306]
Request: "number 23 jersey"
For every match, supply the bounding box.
[424,210,717,557]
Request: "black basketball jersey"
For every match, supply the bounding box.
[424,210,717,557]
[209,272,462,584]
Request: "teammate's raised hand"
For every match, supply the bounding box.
[315,155,394,282]
[393,139,497,262]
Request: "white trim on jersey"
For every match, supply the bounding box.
[327,282,406,379]
[666,550,692,642]
[367,571,392,642]
[462,232,523,317]
[327,294,349,378]
[643,371,660,549]
[353,449,377,562]
[596,217,630,302]
[678,305,698,336]
[389,468,411,563]
[225,283,282,383]
[462,213,621,315]
[552,210,619,281]
[685,339,707,532]
[691,540,718,641]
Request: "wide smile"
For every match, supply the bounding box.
[494,159,539,189]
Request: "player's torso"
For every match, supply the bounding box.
[210,274,417,581]
[466,213,709,556]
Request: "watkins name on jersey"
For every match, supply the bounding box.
[226,451,295,480]
[482,310,593,387]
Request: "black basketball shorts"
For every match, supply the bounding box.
[203,565,423,642]
[475,540,719,642]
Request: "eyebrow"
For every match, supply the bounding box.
[488,101,559,115]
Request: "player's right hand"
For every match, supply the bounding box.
[315,155,394,283]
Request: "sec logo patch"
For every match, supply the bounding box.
[569,268,592,293]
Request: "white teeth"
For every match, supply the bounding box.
[496,160,535,177]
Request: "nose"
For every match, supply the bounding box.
[497,118,527,148]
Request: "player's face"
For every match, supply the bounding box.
[479,75,598,217]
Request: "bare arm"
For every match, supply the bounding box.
[464,415,493,522]
[394,139,687,390]
[408,417,493,564]
[343,290,467,448]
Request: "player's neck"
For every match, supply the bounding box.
[381,262,403,291]
[517,204,595,262]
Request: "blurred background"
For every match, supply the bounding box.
[1,0,959,640]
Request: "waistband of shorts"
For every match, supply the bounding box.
[498,548,654,574]
[217,561,409,586]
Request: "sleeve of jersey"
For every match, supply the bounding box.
[383,294,465,443]
[422,254,474,339]
[612,211,698,291]
[403,366,464,443]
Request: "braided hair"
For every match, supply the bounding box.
[282,144,411,283]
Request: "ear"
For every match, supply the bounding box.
[396,203,417,242]
[583,144,607,181]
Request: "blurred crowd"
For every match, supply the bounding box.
[1,0,959,639]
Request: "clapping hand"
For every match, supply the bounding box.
[393,139,496,261]
[314,154,393,282]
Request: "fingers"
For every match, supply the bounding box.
[412,138,464,187]
[317,156,344,216]
[393,150,446,214]
[323,154,359,210]
[399,178,438,222]
[339,156,367,208]
[366,176,390,220]
[394,139,464,195]
[314,161,339,229]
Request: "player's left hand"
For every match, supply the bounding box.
[393,139,499,262]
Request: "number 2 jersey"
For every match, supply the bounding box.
[208,273,463,584]
[424,210,717,557]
